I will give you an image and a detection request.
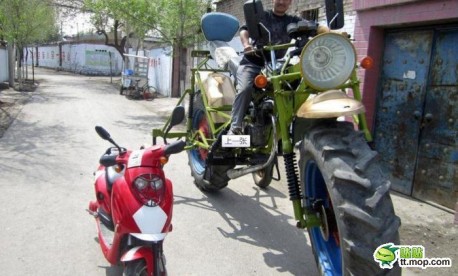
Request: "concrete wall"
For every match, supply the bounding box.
[353,0,458,130]
[148,47,173,97]
[23,44,173,97]
[24,44,123,76]
[0,46,8,83]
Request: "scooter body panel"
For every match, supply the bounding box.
[90,143,180,273]
[94,166,112,214]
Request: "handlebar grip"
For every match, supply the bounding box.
[99,154,117,167]
[164,140,186,155]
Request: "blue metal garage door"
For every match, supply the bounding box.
[374,27,458,209]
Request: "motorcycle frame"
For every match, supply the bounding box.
[152,36,373,229]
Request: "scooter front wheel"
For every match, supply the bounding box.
[124,259,147,276]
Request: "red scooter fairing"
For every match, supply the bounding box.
[89,123,185,276]
[111,165,173,236]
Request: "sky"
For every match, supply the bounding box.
[60,12,93,36]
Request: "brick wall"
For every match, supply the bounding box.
[354,0,422,10]
[353,0,458,130]
[215,0,355,35]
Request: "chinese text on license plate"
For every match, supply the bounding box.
[221,135,251,148]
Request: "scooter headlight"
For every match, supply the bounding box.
[133,174,165,207]
[150,177,163,190]
[134,177,149,190]
[300,33,356,90]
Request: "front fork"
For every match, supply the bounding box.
[121,241,166,276]
[283,152,321,229]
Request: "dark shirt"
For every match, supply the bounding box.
[241,10,301,66]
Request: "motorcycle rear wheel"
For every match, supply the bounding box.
[299,120,401,275]
[187,91,233,192]
[252,162,274,189]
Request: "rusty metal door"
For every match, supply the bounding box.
[412,28,458,208]
[375,27,458,209]
[375,30,433,195]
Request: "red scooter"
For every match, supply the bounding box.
[88,107,185,275]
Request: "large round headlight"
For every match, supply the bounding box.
[300,33,356,90]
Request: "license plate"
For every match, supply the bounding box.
[221,135,251,148]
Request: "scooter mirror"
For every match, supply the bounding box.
[95,126,111,141]
[325,0,345,30]
[169,106,185,128]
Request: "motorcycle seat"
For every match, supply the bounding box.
[201,12,242,76]
[201,12,239,42]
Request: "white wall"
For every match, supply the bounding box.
[37,45,59,68]
[23,44,173,97]
[62,44,122,75]
[24,44,123,76]
[0,46,8,83]
[148,47,173,97]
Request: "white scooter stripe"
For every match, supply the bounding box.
[122,246,141,261]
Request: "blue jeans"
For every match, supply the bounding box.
[230,62,262,129]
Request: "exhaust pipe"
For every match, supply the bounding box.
[227,115,277,180]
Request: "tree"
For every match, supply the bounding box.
[84,0,212,96]
[0,0,58,89]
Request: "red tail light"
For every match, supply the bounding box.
[133,174,165,206]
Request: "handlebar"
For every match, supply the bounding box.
[164,140,186,155]
[98,141,185,167]
[99,154,117,167]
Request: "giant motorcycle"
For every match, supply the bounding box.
[153,0,401,275]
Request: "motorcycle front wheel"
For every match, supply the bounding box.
[187,91,233,192]
[299,120,401,275]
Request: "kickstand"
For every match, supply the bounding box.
[272,156,281,181]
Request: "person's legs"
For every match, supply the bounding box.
[229,63,260,134]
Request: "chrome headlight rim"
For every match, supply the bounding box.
[300,33,357,91]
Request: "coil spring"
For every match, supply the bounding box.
[188,92,195,119]
[284,152,301,200]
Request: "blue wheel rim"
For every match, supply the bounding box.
[190,110,205,175]
[304,160,342,275]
